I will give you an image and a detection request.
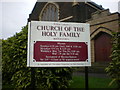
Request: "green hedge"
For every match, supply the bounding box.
[2,25,73,89]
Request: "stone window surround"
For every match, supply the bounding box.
[39,2,59,21]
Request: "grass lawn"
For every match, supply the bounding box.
[69,76,117,88]
[3,76,117,89]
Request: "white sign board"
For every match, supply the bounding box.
[27,21,91,67]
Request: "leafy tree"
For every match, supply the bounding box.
[2,26,29,87]
[2,25,73,89]
[105,32,120,89]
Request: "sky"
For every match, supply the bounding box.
[1,0,120,39]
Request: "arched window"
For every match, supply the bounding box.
[40,3,59,21]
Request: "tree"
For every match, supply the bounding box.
[105,32,120,89]
[2,25,73,89]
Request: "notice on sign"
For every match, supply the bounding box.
[27,21,91,67]
[34,41,88,62]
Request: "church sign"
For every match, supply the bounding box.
[27,21,91,67]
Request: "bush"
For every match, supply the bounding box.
[2,25,73,89]
[105,32,120,89]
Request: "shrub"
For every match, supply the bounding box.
[2,25,73,89]
[105,32,120,89]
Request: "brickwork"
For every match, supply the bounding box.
[91,40,95,62]
[87,9,120,62]
[87,9,119,34]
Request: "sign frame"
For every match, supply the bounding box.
[27,21,91,67]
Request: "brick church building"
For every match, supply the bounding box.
[28,1,120,62]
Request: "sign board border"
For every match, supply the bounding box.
[27,21,91,67]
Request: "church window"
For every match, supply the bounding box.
[40,3,59,21]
